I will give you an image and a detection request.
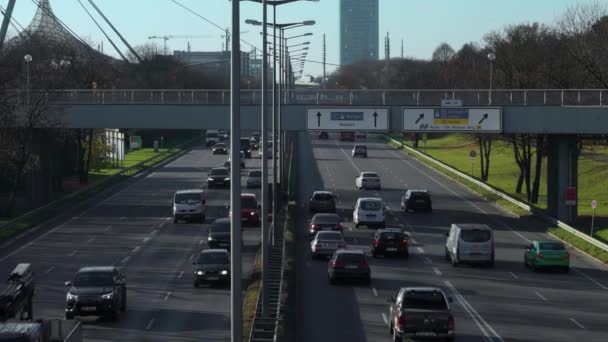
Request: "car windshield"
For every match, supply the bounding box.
[73,271,114,287]
[197,252,229,265]
[249,171,261,177]
[317,232,342,240]
[410,192,429,199]
[313,214,339,224]
[460,229,492,243]
[360,200,381,211]
[381,232,403,241]
[313,193,333,200]
[242,197,257,208]
[403,291,448,310]
[215,143,226,148]
[539,242,565,250]
[211,169,229,176]
[175,193,201,204]
[207,133,218,138]
[211,221,230,233]
[355,146,367,151]
[362,173,378,178]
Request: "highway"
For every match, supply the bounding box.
[0,144,264,341]
[294,132,608,342]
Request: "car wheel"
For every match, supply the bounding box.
[445,337,455,342]
[200,215,206,223]
[388,320,394,334]
[329,276,336,285]
[403,251,409,259]
[531,261,538,272]
[121,290,127,312]
[393,329,402,342]
[445,248,451,261]
[65,312,74,320]
[451,253,459,267]
[364,276,371,285]
[194,280,199,288]
[372,250,378,258]
[563,266,570,273]
[173,218,178,224]
[524,255,528,268]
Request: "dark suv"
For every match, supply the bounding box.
[65,266,126,321]
[371,228,409,258]
[193,249,231,287]
[327,250,371,285]
[207,167,230,188]
[401,190,432,212]
[208,218,232,250]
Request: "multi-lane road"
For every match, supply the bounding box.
[0,144,264,341]
[295,132,608,342]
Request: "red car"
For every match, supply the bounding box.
[240,193,260,226]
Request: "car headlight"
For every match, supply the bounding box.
[224,178,230,181]
[101,292,113,299]
[208,178,213,181]
[220,270,229,275]
[208,236,213,241]
[250,212,256,216]
[196,271,204,275]
[66,293,78,300]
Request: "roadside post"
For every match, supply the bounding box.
[591,200,598,237]
[469,150,477,177]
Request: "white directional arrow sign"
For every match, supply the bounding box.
[307,108,389,131]
[403,107,502,133]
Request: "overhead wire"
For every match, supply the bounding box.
[75,0,128,61]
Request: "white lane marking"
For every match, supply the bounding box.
[146,318,155,330]
[158,220,168,228]
[372,288,378,297]
[143,237,150,244]
[381,313,388,325]
[432,267,442,276]
[148,172,157,177]
[150,230,158,236]
[348,225,353,232]
[423,256,432,265]
[574,269,608,290]
[164,291,171,301]
[121,256,131,265]
[132,246,141,254]
[445,280,504,342]
[410,238,417,244]
[178,271,184,279]
[570,318,585,329]
[199,239,205,246]
[104,225,112,231]
[535,290,548,301]
[189,254,194,262]
[68,250,78,257]
[44,266,55,274]
[336,140,361,173]
[509,272,519,280]
[87,238,95,243]
[416,247,425,254]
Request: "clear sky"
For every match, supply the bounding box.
[3,0,586,78]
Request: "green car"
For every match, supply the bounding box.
[524,240,570,272]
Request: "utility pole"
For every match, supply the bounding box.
[260,0,269,317]
[0,0,17,51]
[401,38,404,60]
[322,34,326,88]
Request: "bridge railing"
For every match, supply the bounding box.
[10,89,608,106]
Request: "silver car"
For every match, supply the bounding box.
[356,171,381,190]
[310,231,347,259]
[246,170,262,188]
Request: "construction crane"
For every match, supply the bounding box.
[147,35,214,55]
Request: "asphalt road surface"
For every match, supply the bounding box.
[0,144,266,342]
[295,132,608,342]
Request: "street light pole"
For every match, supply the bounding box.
[488,52,496,106]
[229,1,242,341]
[260,0,269,317]
[272,4,278,245]
[24,54,32,107]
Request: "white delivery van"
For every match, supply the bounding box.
[173,189,206,223]
[353,197,385,228]
[206,130,220,146]
[445,224,494,267]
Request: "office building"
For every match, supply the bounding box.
[339,0,379,66]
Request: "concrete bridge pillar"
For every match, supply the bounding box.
[547,135,578,224]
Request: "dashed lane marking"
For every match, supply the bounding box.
[146,318,155,331]
[87,238,95,243]
[535,290,548,301]
[44,266,55,274]
[164,291,171,301]
[570,318,585,329]
[423,256,432,265]
[509,272,519,280]
[178,271,184,279]
[68,250,78,257]
[104,225,112,231]
[574,268,608,290]
[416,247,425,254]
[143,237,150,244]
[132,246,141,254]
[121,256,131,265]
[432,267,442,276]
[372,288,378,297]
[381,313,388,325]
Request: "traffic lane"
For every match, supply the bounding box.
[296,132,368,342]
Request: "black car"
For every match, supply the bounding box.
[327,250,370,285]
[308,191,337,213]
[65,266,127,321]
[352,145,368,158]
[240,137,252,158]
[401,190,432,212]
[309,213,343,238]
[193,249,231,287]
[319,131,329,139]
[212,143,229,155]
[208,218,232,249]
[371,228,409,258]
[207,168,230,188]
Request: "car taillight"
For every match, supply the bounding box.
[373,239,381,247]
[401,240,408,247]
[536,253,544,259]
[314,243,322,249]
[565,252,570,259]
[396,314,407,330]
[311,224,318,231]
[337,242,347,249]
[448,316,455,331]
[361,259,368,267]
[331,260,342,268]
[336,223,343,230]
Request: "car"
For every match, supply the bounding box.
[353,197,385,229]
[308,213,344,238]
[246,170,262,188]
[240,193,260,226]
[224,159,246,173]
[207,167,230,188]
[250,132,261,149]
[65,266,127,321]
[387,287,455,342]
[355,131,367,139]
[355,172,381,190]
[173,189,206,223]
[327,250,370,285]
[206,129,220,146]
[308,191,337,213]
[218,130,228,141]
[445,224,494,267]
[212,143,229,155]
[192,249,230,287]
[371,228,409,258]
[318,131,329,139]
[207,218,232,250]
[524,240,570,272]
[401,189,432,212]
[240,137,252,158]
[259,147,273,159]
[352,145,368,158]
[310,231,347,259]
[339,131,355,142]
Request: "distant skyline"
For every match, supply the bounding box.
[2,0,585,78]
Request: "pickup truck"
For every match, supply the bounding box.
[387,287,454,342]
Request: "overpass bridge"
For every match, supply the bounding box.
[14,88,608,223]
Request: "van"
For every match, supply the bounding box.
[445,224,494,267]
[353,197,385,229]
[173,190,206,223]
[206,130,220,146]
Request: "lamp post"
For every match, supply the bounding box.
[24,54,32,106]
[488,52,496,105]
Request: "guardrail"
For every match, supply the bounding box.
[9,89,608,106]
[386,136,608,253]
[0,136,202,237]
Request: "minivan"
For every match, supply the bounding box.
[353,197,385,229]
[206,130,220,146]
[445,224,494,267]
[173,190,206,223]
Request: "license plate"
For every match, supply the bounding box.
[416,332,436,337]
[241,218,248,222]
[206,276,219,281]
[416,200,425,203]
[366,214,376,217]
[345,265,358,269]
[321,227,332,230]
[387,248,398,252]
[81,306,96,311]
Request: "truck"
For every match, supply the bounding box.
[1,264,82,342]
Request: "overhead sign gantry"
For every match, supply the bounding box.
[306,108,389,131]
[403,107,502,133]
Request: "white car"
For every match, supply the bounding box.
[353,197,385,229]
[355,172,381,190]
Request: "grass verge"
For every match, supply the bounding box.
[243,255,262,341]
[548,227,608,264]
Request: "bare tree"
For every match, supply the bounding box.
[477,134,493,181]
[432,42,455,63]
